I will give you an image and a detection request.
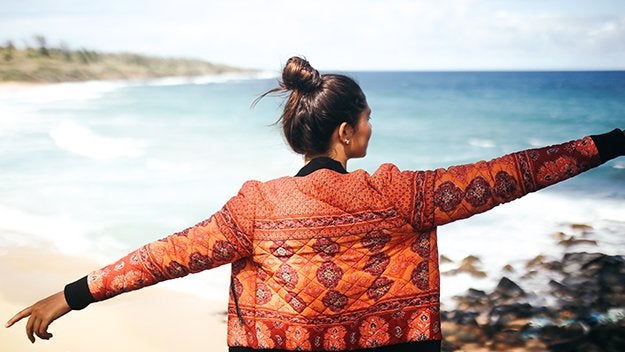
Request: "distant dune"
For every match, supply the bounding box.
[0,41,255,83]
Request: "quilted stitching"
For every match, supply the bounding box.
[85,136,602,350]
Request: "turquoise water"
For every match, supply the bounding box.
[1,72,624,303]
[358,71,625,181]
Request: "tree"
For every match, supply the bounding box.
[60,41,72,61]
[3,40,15,61]
[34,35,50,57]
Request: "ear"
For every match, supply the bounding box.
[337,122,353,142]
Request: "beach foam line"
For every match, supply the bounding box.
[0,204,98,254]
[142,70,279,87]
[49,121,146,160]
[0,80,129,104]
[468,138,496,148]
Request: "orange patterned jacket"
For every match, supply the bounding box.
[65,131,625,351]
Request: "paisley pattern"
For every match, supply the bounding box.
[323,325,347,351]
[316,261,344,288]
[286,326,312,350]
[361,230,391,253]
[367,276,394,300]
[85,136,601,350]
[276,263,299,289]
[255,282,271,305]
[493,171,518,201]
[363,252,390,276]
[433,181,464,212]
[312,237,340,259]
[359,315,390,348]
[464,176,492,207]
[322,290,349,312]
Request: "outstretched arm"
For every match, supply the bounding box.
[77,207,253,304]
[373,129,625,230]
[418,129,625,228]
[5,181,257,342]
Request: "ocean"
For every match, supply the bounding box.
[1,71,624,306]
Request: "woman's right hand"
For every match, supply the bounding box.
[5,291,71,343]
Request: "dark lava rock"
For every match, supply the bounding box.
[489,277,526,303]
[453,288,489,311]
[442,253,625,351]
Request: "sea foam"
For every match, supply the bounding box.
[49,121,147,160]
[142,71,278,87]
[468,138,496,148]
[0,204,97,254]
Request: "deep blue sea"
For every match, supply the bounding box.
[1,71,624,305]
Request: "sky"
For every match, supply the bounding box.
[1,0,624,71]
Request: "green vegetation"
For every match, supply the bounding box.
[0,36,253,83]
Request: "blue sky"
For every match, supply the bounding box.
[1,0,624,71]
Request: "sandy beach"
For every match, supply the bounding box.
[1,246,229,352]
[0,82,41,90]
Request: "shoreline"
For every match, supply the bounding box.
[0,81,45,92]
[0,70,277,91]
[0,245,229,352]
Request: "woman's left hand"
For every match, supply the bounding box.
[5,291,71,343]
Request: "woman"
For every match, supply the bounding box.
[6,57,625,351]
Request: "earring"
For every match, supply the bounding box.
[344,139,350,145]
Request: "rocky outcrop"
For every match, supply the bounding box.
[442,253,625,351]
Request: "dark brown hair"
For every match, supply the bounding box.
[258,56,367,156]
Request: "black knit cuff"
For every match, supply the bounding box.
[590,129,625,163]
[64,276,95,310]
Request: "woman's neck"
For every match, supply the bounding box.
[304,154,347,169]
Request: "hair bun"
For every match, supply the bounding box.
[281,56,322,93]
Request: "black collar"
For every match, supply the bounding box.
[295,157,348,177]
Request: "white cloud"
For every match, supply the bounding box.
[0,0,624,70]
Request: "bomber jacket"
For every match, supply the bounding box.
[65,129,625,352]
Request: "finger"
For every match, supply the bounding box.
[36,318,53,340]
[25,316,36,343]
[33,316,43,341]
[5,307,32,328]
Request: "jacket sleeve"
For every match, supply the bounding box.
[64,181,258,310]
[373,129,624,232]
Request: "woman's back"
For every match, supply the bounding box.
[224,160,443,350]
